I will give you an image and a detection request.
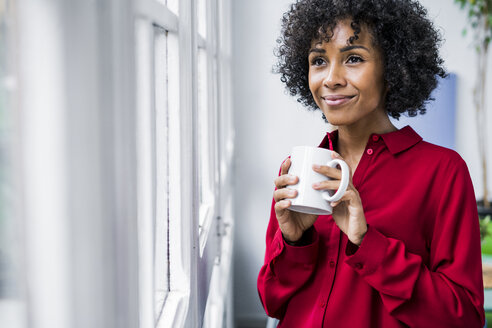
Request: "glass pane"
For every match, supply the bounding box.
[0,1,27,327]
[166,0,178,16]
[155,0,179,16]
[153,27,169,321]
[197,48,209,230]
[197,0,206,39]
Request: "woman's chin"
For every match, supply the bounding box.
[322,113,351,126]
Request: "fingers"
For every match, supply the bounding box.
[280,157,291,175]
[312,164,342,179]
[274,173,299,189]
[331,151,342,159]
[273,188,298,202]
[274,199,291,213]
[330,189,359,207]
[312,179,340,191]
[273,158,299,207]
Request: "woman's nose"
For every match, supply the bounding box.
[323,64,346,89]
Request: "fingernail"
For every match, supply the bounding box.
[312,164,320,169]
[312,182,320,188]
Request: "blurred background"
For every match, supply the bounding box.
[1,0,491,328]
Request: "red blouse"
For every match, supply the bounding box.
[257,126,485,327]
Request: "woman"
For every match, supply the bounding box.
[257,0,485,327]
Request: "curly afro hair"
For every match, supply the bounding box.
[274,0,447,120]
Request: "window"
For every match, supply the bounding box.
[153,26,170,318]
[197,0,218,256]
[197,46,216,254]
[203,0,235,326]
[4,0,233,327]
[157,0,178,15]
[135,1,184,327]
[197,0,207,38]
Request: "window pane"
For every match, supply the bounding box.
[155,0,179,16]
[136,20,182,328]
[197,0,206,39]
[197,48,210,230]
[153,26,169,321]
[166,0,178,16]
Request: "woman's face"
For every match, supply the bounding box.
[308,19,386,127]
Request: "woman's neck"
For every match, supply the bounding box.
[335,114,397,166]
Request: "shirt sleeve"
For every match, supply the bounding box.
[344,157,485,327]
[257,160,320,320]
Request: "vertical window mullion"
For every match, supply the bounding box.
[153,25,169,322]
[135,17,155,328]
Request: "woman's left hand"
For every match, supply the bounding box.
[312,151,368,246]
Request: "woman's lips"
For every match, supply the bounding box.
[322,95,355,106]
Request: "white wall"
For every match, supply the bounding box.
[421,0,492,200]
[232,0,492,324]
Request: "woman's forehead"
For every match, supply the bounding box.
[311,20,377,48]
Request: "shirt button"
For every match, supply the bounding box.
[372,135,379,142]
[366,149,373,155]
[320,301,326,308]
[355,263,363,270]
[329,260,335,268]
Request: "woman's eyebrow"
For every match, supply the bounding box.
[308,45,370,54]
[340,45,369,52]
[308,48,325,54]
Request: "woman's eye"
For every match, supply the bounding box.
[347,56,364,64]
[311,58,325,66]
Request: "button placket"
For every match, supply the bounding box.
[317,230,341,320]
[352,137,378,188]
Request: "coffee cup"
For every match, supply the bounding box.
[287,146,350,215]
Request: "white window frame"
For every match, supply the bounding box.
[8,0,233,327]
[197,0,219,257]
[203,0,235,326]
[135,2,189,328]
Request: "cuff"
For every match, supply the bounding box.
[344,224,389,275]
[271,228,319,265]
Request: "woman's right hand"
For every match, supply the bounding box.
[273,158,318,243]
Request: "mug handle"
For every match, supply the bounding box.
[321,159,350,202]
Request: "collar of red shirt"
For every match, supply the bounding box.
[319,125,423,155]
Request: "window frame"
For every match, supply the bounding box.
[134,1,190,328]
[196,0,220,257]
[8,0,233,327]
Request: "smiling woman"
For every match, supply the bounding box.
[274,0,446,122]
[307,19,387,130]
[258,0,485,327]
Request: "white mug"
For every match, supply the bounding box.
[287,146,350,215]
